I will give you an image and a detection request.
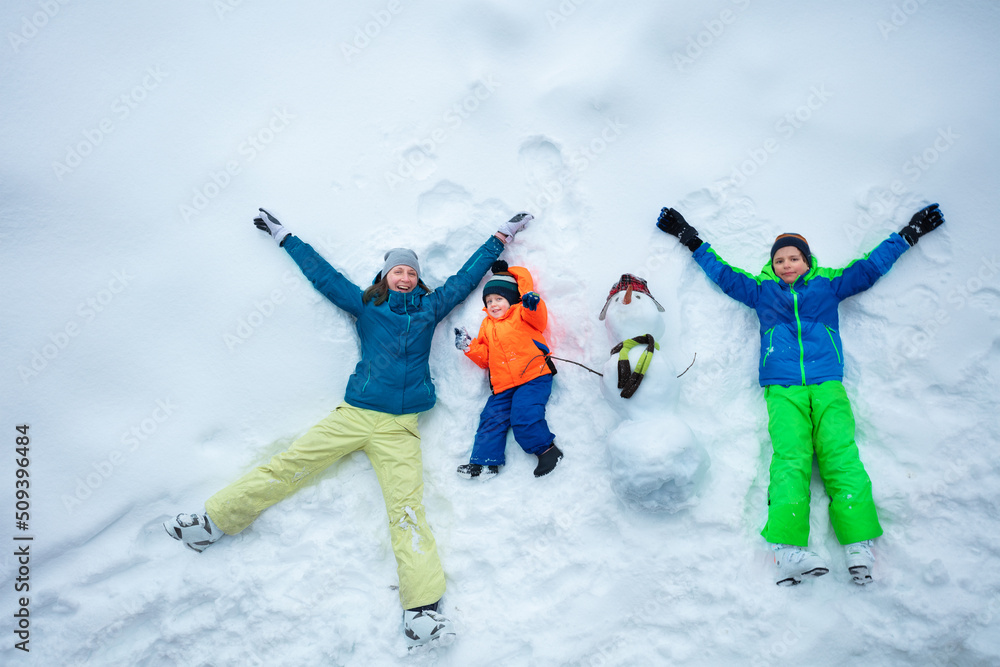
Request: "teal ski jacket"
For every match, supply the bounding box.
[692,233,910,387]
[283,234,505,415]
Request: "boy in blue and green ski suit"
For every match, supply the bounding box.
[656,203,945,585]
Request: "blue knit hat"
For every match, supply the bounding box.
[482,260,520,305]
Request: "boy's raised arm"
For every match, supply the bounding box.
[656,206,762,308]
[830,204,945,300]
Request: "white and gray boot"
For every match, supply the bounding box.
[403,604,457,651]
[771,544,830,586]
[844,539,875,585]
[163,513,224,553]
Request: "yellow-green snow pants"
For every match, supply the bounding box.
[205,403,446,609]
[760,381,883,547]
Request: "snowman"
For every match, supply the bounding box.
[598,274,710,512]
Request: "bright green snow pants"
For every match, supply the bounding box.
[760,381,883,547]
[205,403,446,609]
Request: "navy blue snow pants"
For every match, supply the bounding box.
[469,374,555,466]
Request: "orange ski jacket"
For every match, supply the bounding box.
[464,266,553,394]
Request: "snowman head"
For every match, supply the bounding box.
[599,274,666,343]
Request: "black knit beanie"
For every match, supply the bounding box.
[482,260,520,305]
[770,233,812,267]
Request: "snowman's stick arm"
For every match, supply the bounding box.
[516,352,696,379]
[676,352,697,378]
[542,355,604,377]
[518,353,605,377]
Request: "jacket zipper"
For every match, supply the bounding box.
[791,286,806,385]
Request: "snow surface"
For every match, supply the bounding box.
[3,1,1000,665]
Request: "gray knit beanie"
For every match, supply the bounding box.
[381,248,420,280]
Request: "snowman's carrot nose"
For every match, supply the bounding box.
[623,285,633,305]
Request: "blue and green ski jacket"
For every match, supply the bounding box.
[692,233,910,387]
[283,234,505,415]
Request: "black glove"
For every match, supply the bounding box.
[899,203,944,246]
[656,207,702,252]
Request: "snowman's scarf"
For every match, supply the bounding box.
[610,334,660,399]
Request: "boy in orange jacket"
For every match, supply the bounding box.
[454,261,563,479]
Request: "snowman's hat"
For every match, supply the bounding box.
[599,273,665,320]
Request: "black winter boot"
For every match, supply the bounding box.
[457,463,501,479]
[533,444,563,477]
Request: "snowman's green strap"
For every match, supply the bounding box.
[610,334,659,399]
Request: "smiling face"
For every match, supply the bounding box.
[772,246,809,284]
[386,265,418,292]
[485,294,511,319]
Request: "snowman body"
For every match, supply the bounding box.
[601,288,709,512]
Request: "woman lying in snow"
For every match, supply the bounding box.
[163,208,532,650]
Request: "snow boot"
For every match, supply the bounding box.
[403,604,457,651]
[533,444,563,477]
[844,540,875,585]
[163,513,224,553]
[771,544,829,586]
[456,463,501,479]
